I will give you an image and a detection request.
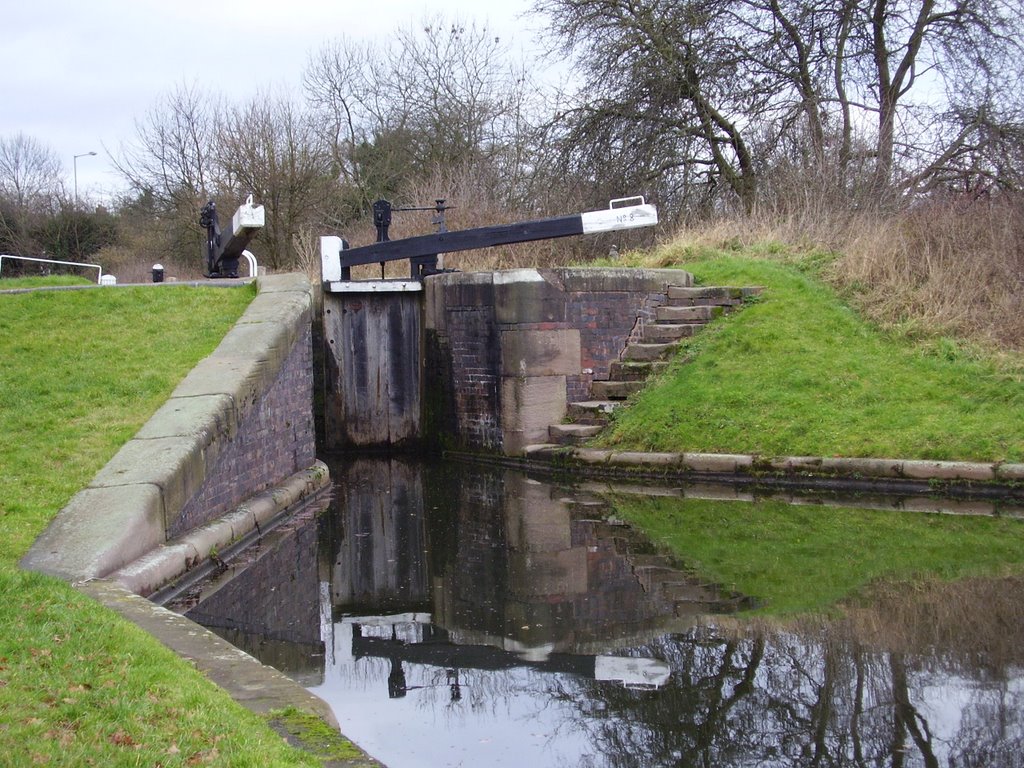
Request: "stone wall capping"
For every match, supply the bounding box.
[819,457,905,478]
[90,436,210,531]
[609,451,682,467]
[521,444,568,458]
[762,455,823,472]
[683,453,754,473]
[135,394,238,444]
[556,267,693,293]
[20,484,166,582]
[213,321,295,379]
[899,459,996,482]
[515,448,1018,491]
[996,463,1024,481]
[237,288,311,328]
[575,448,614,464]
[170,354,269,417]
[254,273,312,294]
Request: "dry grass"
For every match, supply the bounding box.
[670,193,1024,353]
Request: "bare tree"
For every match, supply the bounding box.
[217,93,335,269]
[533,0,1024,215]
[113,83,222,259]
[304,16,539,220]
[0,132,63,213]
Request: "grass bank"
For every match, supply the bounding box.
[0,283,326,766]
[593,245,1024,615]
[599,252,1024,461]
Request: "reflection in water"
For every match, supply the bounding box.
[170,458,1024,767]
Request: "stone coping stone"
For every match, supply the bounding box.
[135,393,238,443]
[518,446,1016,487]
[996,464,1024,481]
[20,484,166,582]
[683,453,755,473]
[900,460,995,482]
[553,267,694,293]
[112,462,331,597]
[609,451,681,466]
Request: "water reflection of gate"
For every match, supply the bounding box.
[328,459,430,614]
[326,457,736,660]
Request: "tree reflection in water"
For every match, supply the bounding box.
[558,581,1024,767]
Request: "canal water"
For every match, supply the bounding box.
[168,457,1024,767]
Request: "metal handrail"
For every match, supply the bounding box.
[0,254,103,283]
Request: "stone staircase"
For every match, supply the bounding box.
[583,509,753,616]
[549,285,762,445]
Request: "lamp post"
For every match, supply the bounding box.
[73,151,97,206]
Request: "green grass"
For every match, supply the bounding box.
[599,254,1024,461]
[0,285,326,766]
[0,275,95,289]
[612,494,1024,615]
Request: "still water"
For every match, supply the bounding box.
[169,457,1024,767]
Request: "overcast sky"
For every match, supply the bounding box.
[1,0,542,202]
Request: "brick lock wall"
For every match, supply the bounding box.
[427,270,673,452]
[565,290,663,403]
[172,324,316,537]
[184,503,322,648]
[449,307,502,450]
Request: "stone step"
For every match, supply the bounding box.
[629,553,673,569]
[608,360,667,381]
[548,423,603,445]
[662,583,718,602]
[667,285,762,307]
[666,286,743,306]
[641,323,697,343]
[623,342,679,362]
[590,380,645,400]
[567,400,622,422]
[656,305,723,323]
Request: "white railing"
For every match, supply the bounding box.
[0,254,103,283]
[241,249,259,278]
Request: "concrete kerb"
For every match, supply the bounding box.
[517,444,1024,494]
[17,274,370,766]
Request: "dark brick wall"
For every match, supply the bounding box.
[426,270,670,451]
[183,499,323,674]
[448,307,502,450]
[172,324,316,537]
[566,289,666,403]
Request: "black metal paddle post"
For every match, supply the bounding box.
[202,195,265,278]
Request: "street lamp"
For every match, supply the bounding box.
[73,151,97,206]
